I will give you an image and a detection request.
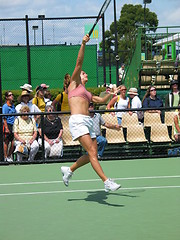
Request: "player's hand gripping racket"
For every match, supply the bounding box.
[88,0,112,37]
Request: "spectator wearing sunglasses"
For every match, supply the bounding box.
[142,85,164,121]
[2,91,16,162]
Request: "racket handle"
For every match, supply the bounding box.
[88,22,97,37]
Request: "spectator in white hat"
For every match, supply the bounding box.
[127,87,143,122]
[20,84,33,93]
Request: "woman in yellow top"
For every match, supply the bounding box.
[32,85,46,112]
[52,73,71,112]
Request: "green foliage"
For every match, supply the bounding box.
[101,4,158,64]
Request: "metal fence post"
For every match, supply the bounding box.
[102,13,106,86]
[25,15,31,85]
[0,49,4,161]
[40,114,45,162]
[113,0,119,87]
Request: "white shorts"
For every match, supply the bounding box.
[69,114,96,141]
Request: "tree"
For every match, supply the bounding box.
[101,4,158,64]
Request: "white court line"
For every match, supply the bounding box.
[0,185,180,197]
[0,175,180,186]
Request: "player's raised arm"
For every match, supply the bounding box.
[70,34,90,85]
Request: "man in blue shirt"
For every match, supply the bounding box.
[2,91,16,162]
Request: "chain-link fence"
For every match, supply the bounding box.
[0,16,104,90]
[0,107,180,164]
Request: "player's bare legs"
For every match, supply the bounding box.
[70,135,107,182]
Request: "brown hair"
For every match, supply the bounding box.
[63,73,71,90]
[5,91,12,100]
[142,85,156,104]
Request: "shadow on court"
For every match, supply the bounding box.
[68,190,143,207]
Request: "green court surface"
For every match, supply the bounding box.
[0,158,180,240]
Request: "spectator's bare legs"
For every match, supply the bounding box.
[70,135,108,182]
[3,140,8,158]
[4,140,14,159]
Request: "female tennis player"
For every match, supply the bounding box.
[61,34,121,192]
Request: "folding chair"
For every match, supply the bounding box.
[150,124,172,143]
[126,125,147,143]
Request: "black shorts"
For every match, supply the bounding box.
[3,124,14,142]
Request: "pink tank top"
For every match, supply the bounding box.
[68,84,92,103]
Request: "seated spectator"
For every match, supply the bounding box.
[174,104,180,142]
[89,102,120,158]
[142,85,163,121]
[107,85,130,125]
[2,91,16,162]
[38,105,63,158]
[16,90,41,115]
[32,85,46,112]
[13,106,39,161]
[165,79,180,109]
[127,87,143,122]
[52,73,71,112]
[98,84,114,110]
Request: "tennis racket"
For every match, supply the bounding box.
[88,0,112,37]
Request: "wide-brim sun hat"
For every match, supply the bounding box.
[17,90,33,102]
[127,87,139,95]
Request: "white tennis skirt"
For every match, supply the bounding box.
[69,114,96,141]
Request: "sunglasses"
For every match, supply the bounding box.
[8,93,13,97]
[150,89,156,92]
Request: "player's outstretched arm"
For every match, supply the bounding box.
[92,86,120,104]
[71,34,90,85]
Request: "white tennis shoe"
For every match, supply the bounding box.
[104,178,121,192]
[61,166,73,187]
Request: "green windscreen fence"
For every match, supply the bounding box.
[0,44,97,90]
[124,28,142,90]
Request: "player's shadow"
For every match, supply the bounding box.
[68,190,141,207]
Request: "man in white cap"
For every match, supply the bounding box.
[127,87,143,122]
